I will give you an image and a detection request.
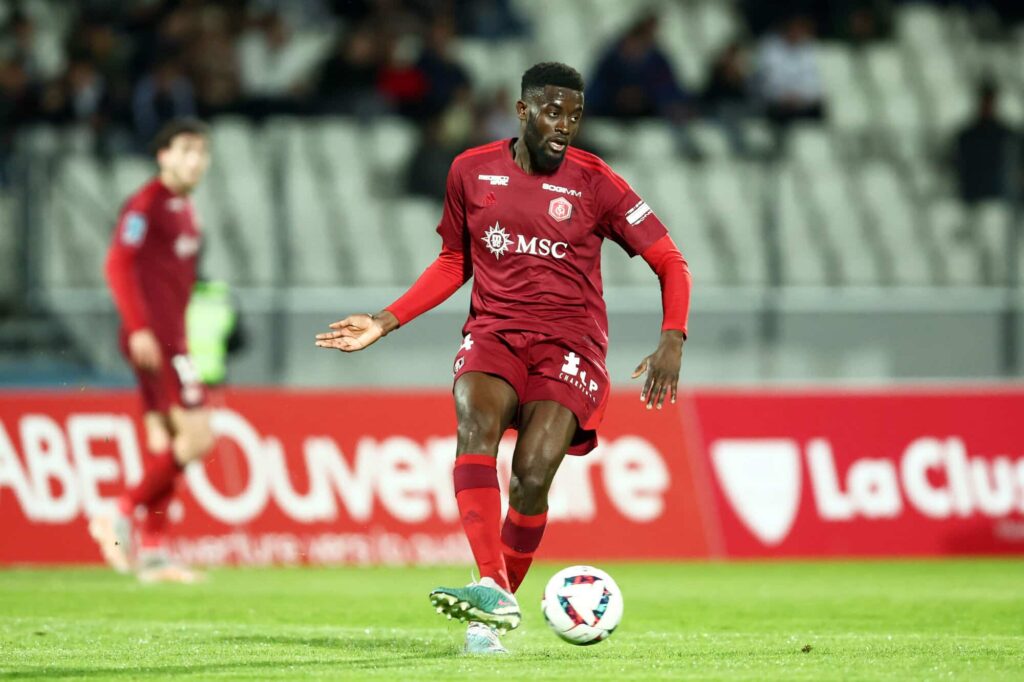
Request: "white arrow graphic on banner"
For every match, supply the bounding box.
[711,439,802,546]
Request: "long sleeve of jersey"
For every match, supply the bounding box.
[385,246,469,326]
[105,211,152,334]
[640,234,691,337]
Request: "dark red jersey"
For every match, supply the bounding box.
[436,139,669,357]
[105,178,202,355]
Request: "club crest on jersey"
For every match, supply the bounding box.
[482,223,513,258]
[548,196,573,223]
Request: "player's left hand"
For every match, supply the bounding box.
[632,330,685,410]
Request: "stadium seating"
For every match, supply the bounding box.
[8,0,1023,306]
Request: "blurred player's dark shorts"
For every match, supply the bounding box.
[120,337,205,413]
[452,329,609,455]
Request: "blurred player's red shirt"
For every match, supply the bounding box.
[437,139,669,357]
[105,178,201,354]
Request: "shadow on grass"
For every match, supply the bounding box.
[0,633,459,679]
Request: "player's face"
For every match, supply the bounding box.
[519,85,584,173]
[158,133,210,193]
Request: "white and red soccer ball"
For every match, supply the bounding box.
[541,565,623,645]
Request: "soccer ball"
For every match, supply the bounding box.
[541,565,623,645]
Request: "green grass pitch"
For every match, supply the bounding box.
[1,560,1022,681]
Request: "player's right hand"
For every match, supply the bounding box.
[128,329,162,372]
[315,314,385,352]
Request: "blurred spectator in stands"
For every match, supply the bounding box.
[378,18,471,123]
[38,57,114,141]
[588,13,690,121]
[249,0,335,33]
[474,86,519,144]
[755,13,825,129]
[406,116,461,200]
[739,0,892,41]
[132,55,197,145]
[189,7,243,118]
[65,13,133,123]
[130,2,199,83]
[377,30,430,118]
[415,17,472,120]
[316,22,385,117]
[0,59,37,185]
[0,11,51,82]
[832,1,893,45]
[452,0,528,38]
[588,12,702,159]
[702,41,754,156]
[952,81,1020,205]
[237,11,313,118]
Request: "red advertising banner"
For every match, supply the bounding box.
[2,388,1022,564]
[690,388,1024,557]
[0,390,711,565]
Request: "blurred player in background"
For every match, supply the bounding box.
[90,118,213,584]
[317,63,691,653]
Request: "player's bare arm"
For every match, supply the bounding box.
[315,310,399,352]
[632,329,685,410]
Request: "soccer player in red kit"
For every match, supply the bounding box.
[89,118,214,583]
[316,63,691,653]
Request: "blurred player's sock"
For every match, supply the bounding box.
[120,449,182,515]
[139,483,176,550]
[88,509,134,573]
[501,507,547,593]
[453,454,509,590]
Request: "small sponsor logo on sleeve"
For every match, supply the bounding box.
[120,212,147,245]
[625,200,653,226]
[478,174,509,186]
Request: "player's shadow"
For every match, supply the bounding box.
[0,636,459,679]
[217,633,459,669]
[0,661,324,680]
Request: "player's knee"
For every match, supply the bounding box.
[455,411,504,454]
[509,468,552,509]
[179,419,215,463]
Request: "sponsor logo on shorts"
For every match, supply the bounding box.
[478,174,509,186]
[453,357,465,374]
[542,182,583,198]
[625,199,653,226]
[559,351,599,401]
[548,197,573,222]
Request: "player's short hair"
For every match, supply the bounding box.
[521,62,584,99]
[150,117,210,156]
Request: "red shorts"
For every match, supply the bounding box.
[452,329,610,455]
[123,347,205,414]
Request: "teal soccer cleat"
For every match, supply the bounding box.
[429,576,521,633]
